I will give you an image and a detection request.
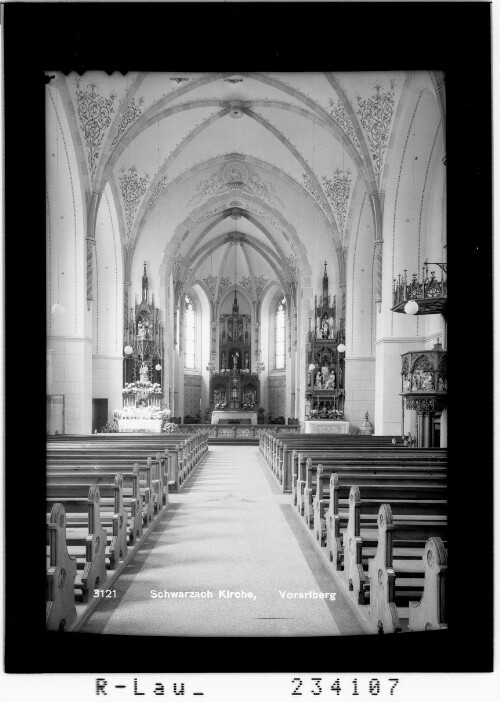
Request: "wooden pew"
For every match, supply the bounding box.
[46,476,129,570]
[46,503,77,631]
[46,459,154,526]
[367,504,448,633]
[45,484,110,604]
[47,466,143,543]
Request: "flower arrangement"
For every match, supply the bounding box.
[114,406,171,421]
[214,402,228,410]
[242,402,256,410]
[122,381,162,395]
[162,421,178,433]
[309,408,344,420]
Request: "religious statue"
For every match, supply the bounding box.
[315,373,322,390]
[137,320,146,340]
[221,352,227,369]
[232,351,239,369]
[324,370,336,390]
[422,372,434,390]
[321,363,330,384]
[244,351,249,369]
[321,314,330,339]
[139,362,149,383]
[238,321,243,341]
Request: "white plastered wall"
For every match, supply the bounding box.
[92,184,124,421]
[46,83,91,434]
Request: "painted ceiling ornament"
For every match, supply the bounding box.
[302,174,328,213]
[356,80,396,179]
[76,80,117,178]
[222,161,249,187]
[254,275,269,300]
[224,78,243,84]
[170,77,190,84]
[285,253,299,281]
[322,168,352,235]
[188,171,226,205]
[328,97,363,158]
[218,276,231,294]
[145,175,169,213]
[171,252,186,281]
[203,274,218,298]
[240,276,254,296]
[247,172,283,207]
[112,95,145,146]
[119,166,150,231]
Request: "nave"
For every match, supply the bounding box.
[80,445,366,637]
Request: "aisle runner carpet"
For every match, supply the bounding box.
[82,446,366,636]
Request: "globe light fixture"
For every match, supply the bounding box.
[124,345,133,355]
[337,344,346,354]
[404,299,419,315]
[308,364,316,371]
[155,364,162,371]
[51,303,66,317]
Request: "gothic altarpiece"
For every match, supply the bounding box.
[122,263,164,409]
[306,264,345,418]
[209,293,259,411]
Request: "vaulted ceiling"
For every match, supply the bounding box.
[61,70,442,300]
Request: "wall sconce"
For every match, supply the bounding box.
[337,344,346,354]
[124,345,133,355]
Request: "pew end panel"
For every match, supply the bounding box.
[408,537,448,632]
[46,504,78,631]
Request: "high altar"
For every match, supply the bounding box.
[209,292,260,423]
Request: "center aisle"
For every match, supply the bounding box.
[81,445,367,637]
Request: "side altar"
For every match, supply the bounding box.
[115,264,170,433]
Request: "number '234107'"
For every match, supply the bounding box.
[291,678,399,696]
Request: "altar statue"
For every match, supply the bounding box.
[137,320,146,340]
[139,362,149,383]
[324,370,336,389]
[232,351,239,369]
[321,314,330,339]
[244,351,249,369]
[221,352,227,369]
[315,373,323,390]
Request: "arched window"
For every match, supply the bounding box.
[184,295,195,369]
[275,296,287,370]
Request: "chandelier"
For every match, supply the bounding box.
[391,261,447,317]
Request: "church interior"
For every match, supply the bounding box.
[45,70,450,639]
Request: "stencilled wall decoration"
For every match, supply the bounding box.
[218,276,231,294]
[203,274,218,298]
[188,162,283,207]
[239,275,269,300]
[240,276,254,297]
[302,174,328,213]
[247,172,283,207]
[322,169,352,235]
[144,176,169,213]
[356,81,396,178]
[112,96,145,146]
[76,81,117,178]
[119,166,150,231]
[327,97,363,157]
[254,275,269,300]
[285,253,299,282]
